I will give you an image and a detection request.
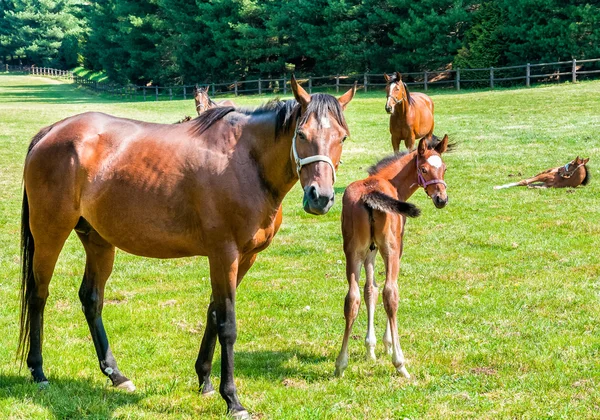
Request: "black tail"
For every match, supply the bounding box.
[18,187,35,364]
[362,191,421,217]
[18,124,53,364]
[582,165,591,186]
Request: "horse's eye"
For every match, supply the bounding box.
[421,167,428,174]
[297,131,307,141]
[342,135,348,144]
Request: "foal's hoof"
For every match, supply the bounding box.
[230,409,250,419]
[116,380,136,392]
[398,366,411,379]
[37,380,49,390]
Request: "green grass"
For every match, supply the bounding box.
[1,74,599,419]
[72,67,109,83]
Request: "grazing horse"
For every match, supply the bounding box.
[194,85,235,115]
[19,76,356,418]
[384,72,435,152]
[334,135,449,378]
[494,156,590,189]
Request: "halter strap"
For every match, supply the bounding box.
[416,155,446,188]
[291,119,337,183]
[560,162,584,178]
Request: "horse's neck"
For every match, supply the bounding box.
[386,154,419,201]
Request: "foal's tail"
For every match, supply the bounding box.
[18,124,53,364]
[362,191,421,217]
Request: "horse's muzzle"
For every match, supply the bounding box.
[385,105,393,114]
[303,185,334,215]
[432,194,448,209]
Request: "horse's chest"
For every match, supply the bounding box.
[244,224,276,254]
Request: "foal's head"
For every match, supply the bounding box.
[384,72,410,114]
[290,75,356,215]
[416,135,449,208]
[194,85,213,115]
[560,156,590,178]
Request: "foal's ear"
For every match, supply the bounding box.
[583,157,590,165]
[435,134,449,154]
[384,73,391,82]
[575,156,581,164]
[338,81,357,110]
[291,74,311,108]
[418,137,427,156]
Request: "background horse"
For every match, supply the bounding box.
[494,156,590,189]
[385,72,435,152]
[334,135,449,378]
[194,85,235,115]
[19,76,356,418]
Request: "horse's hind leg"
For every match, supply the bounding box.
[334,252,362,377]
[364,248,378,361]
[76,229,135,391]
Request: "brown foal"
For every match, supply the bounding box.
[335,135,449,378]
[385,72,435,152]
[19,76,356,418]
[494,156,590,189]
[194,85,235,115]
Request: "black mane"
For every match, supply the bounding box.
[582,165,591,186]
[190,94,348,138]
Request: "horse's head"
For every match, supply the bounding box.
[384,72,407,114]
[290,75,356,215]
[560,156,590,178]
[194,85,211,115]
[416,135,449,209]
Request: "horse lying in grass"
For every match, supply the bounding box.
[335,135,450,378]
[384,72,435,152]
[194,85,235,115]
[19,75,356,418]
[494,156,590,189]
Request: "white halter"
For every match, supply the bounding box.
[291,120,337,183]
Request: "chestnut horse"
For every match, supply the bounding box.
[194,85,235,115]
[19,76,356,418]
[334,135,449,378]
[494,156,590,189]
[385,72,435,152]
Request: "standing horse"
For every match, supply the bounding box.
[19,76,356,418]
[194,85,235,115]
[385,72,435,152]
[494,156,590,189]
[334,135,449,378]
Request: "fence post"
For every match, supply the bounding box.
[143,87,146,101]
[212,83,215,96]
[490,67,494,89]
[572,59,577,83]
[5,64,8,72]
[336,74,340,93]
[169,88,173,100]
[234,81,238,96]
[364,73,368,93]
[155,86,158,101]
[258,78,262,95]
[308,76,312,94]
[183,86,187,100]
[526,63,530,87]
[283,75,287,95]
[455,69,460,91]
[424,71,428,91]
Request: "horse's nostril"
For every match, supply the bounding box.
[309,186,319,201]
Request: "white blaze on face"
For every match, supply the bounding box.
[427,155,443,169]
[321,116,331,128]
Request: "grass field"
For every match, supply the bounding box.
[0,74,599,419]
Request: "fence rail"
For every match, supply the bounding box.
[4,57,600,101]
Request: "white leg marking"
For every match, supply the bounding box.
[383,321,393,355]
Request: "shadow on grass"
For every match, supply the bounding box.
[233,350,329,382]
[0,374,143,418]
[0,83,97,104]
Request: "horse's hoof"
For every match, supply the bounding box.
[334,367,344,377]
[37,380,49,390]
[201,389,216,397]
[398,366,411,379]
[229,409,250,419]
[116,380,136,392]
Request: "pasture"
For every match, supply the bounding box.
[0,74,599,419]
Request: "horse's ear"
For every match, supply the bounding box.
[583,157,590,164]
[395,71,402,81]
[203,86,209,93]
[418,138,427,156]
[435,134,449,154]
[575,156,581,163]
[291,74,311,108]
[338,81,357,110]
[384,73,390,82]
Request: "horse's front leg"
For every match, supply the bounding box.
[196,254,256,398]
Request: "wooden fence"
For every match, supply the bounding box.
[4,58,600,101]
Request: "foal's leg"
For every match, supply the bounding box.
[381,250,410,379]
[76,230,134,391]
[196,254,256,397]
[363,249,378,361]
[383,320,393,356]
[334,253,362,377]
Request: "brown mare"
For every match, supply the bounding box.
[194,85,235,115]
[385,72,435,152]
[19,76,356,418]
[494,156,590,189]
[334,135,449,378]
